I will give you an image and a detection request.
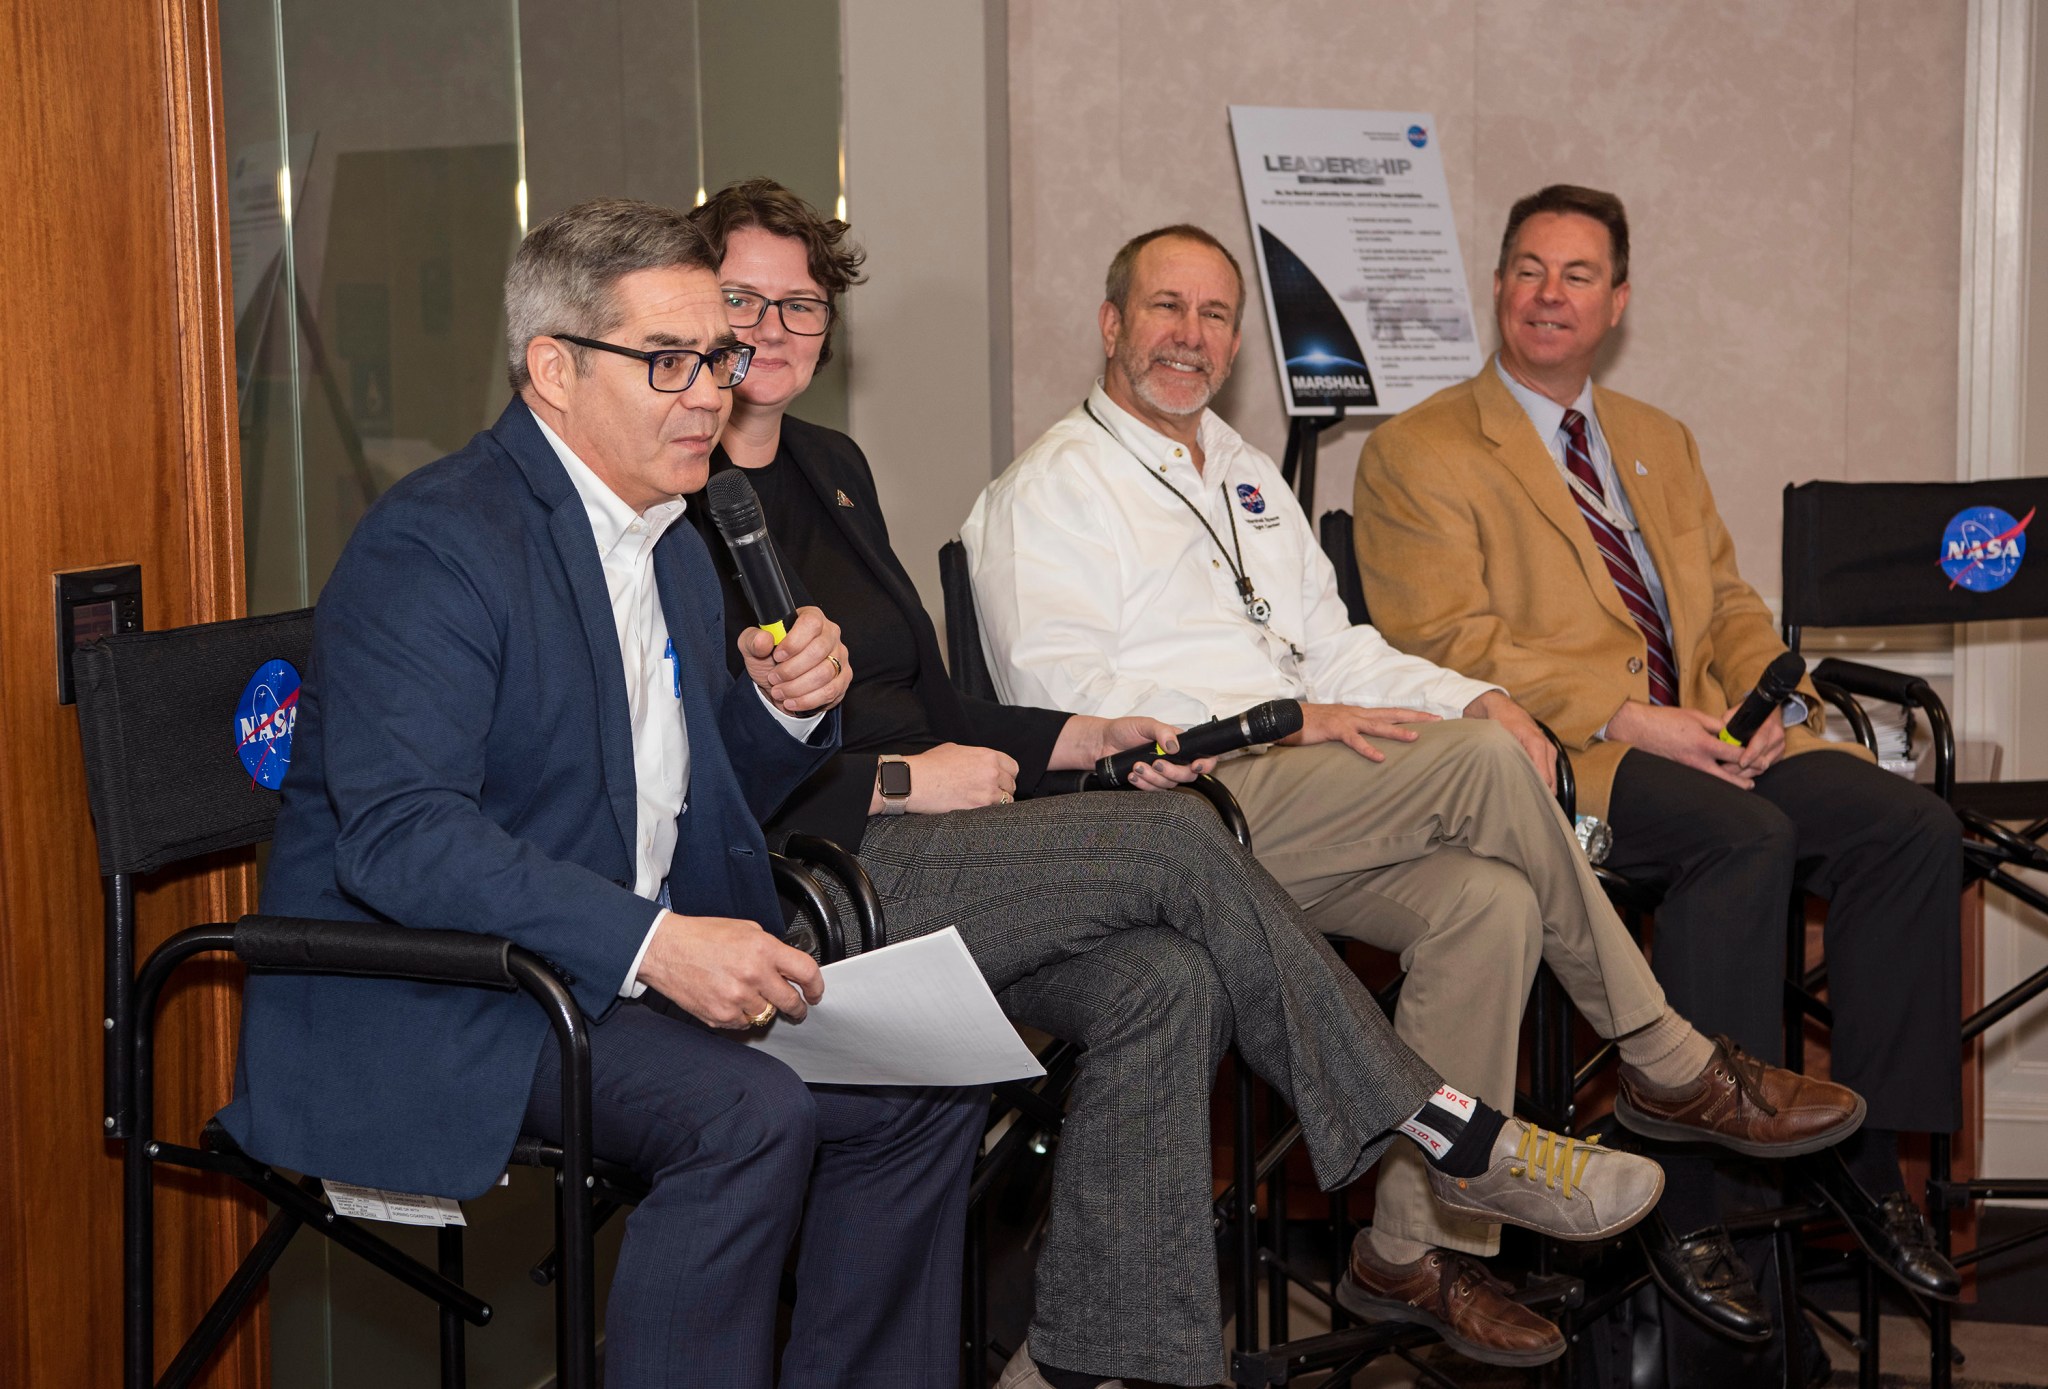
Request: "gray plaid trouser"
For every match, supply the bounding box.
[853,789,1441,1387]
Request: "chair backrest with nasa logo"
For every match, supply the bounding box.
[1782,479,2048,632]
[73,608,313,878]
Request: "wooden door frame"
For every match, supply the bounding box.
[151,0,268,1382]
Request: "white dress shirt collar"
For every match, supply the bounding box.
[1085,379,1242,483]
[1492,357,1597,453]
[534,413,690,555]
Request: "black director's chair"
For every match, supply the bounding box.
[1782,477,2048,1389]
[74,608,861,1389]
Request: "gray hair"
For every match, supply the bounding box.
[504,198,717,391]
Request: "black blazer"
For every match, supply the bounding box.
[694,415,1068,849]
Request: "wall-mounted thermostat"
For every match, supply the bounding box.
[55,565,142,705]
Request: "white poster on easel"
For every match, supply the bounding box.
[1227,107,1482,417]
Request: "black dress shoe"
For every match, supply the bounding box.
[1809,1164,1961,1302]
[1638,1214,1772,1343]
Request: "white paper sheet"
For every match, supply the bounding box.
[742,928,1045,1086]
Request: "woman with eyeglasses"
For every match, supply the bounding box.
[684,181,1660,1389]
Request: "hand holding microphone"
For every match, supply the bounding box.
[1086,699,1304,789]
[1718,652,1807,747]
[707,471,849,712]
[708,470,798,642]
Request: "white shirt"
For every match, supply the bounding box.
[961,382,1497,727]
[535,415,820,997]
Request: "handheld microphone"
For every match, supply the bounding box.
[1719,652,1807,747]
[706,470,799,643]
[1089,699,1304,789]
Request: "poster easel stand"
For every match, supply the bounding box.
[1278,406,1348,510]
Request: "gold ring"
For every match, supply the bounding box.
[748,1003,777,1027]
[997,793,1013,805]
[827,654,843,676]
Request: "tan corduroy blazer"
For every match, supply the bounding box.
[1353,362,1860,819]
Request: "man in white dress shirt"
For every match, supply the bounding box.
[962,224,1861,1356]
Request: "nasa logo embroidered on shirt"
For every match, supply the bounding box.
[1235,483,1266,515]
[234,658,301,790]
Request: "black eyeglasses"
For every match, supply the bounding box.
[552,335,753,392]
[720,290,834,336]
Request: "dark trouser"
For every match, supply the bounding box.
[521,999,985,1389]
[854,789,1443,1386]
[1604,746,1963,1136]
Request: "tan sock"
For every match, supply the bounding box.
[1615,1008,1715,1088]
[1367,1224,1434,1266]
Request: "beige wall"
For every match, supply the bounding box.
[843,0,1009,618]
[1007,0,1968,599]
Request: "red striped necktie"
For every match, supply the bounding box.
[1560,409,1679,705]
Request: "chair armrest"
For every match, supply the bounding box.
[1812,657,1932,708]
[1812,679,1878,756]
[1185,774,1252,850]
[234,915,517,989]
[771,854,846,963]
[1533,719,1576,822]
[1025,770,1253,851]
[782,834,886,953]
[1811,657,1956,797]
[130,920,596,1191]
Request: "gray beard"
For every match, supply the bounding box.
[1121,353,1226,419]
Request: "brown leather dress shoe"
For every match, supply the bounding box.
[1615,1035,1865,1158]
[1334,1238,1565,1368]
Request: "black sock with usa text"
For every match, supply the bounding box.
[1399,1083,1506,1180]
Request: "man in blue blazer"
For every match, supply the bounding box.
[222,199,985,1388]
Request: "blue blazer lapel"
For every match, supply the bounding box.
[492,399,641,861]
[547,506,641,858]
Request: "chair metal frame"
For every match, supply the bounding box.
[1776,477,2048,1388]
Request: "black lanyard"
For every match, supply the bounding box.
[1082,400,1272,625]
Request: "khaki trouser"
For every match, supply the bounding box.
[1215,718,1668,1256]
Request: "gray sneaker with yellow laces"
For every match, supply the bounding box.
[1425,1118,1664,1242]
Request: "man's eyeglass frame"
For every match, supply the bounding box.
[552,334,754,392]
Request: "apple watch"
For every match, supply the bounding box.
[876,755,912,815]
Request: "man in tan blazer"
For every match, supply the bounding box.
[1356,185,1963,1304]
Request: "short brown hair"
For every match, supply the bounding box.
[689,179,866,366]
[504,198,716,391]
[1498,185,1630,286]
[1104,225,1246,327]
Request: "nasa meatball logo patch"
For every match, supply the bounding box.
[1939,505,2032,593]
[235,658,301,789]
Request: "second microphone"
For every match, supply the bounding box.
[1086,699,1304,789]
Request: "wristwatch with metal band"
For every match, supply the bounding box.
[876,755,912,814]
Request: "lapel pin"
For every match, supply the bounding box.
[835,489,855,508]
[1634,461,1648,475]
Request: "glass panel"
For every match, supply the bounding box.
[215,3,844,1376]
[698,0,848,431]
[278,0,525,599]
[222,0,308,615]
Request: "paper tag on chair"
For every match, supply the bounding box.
[321,1179,467,1227]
